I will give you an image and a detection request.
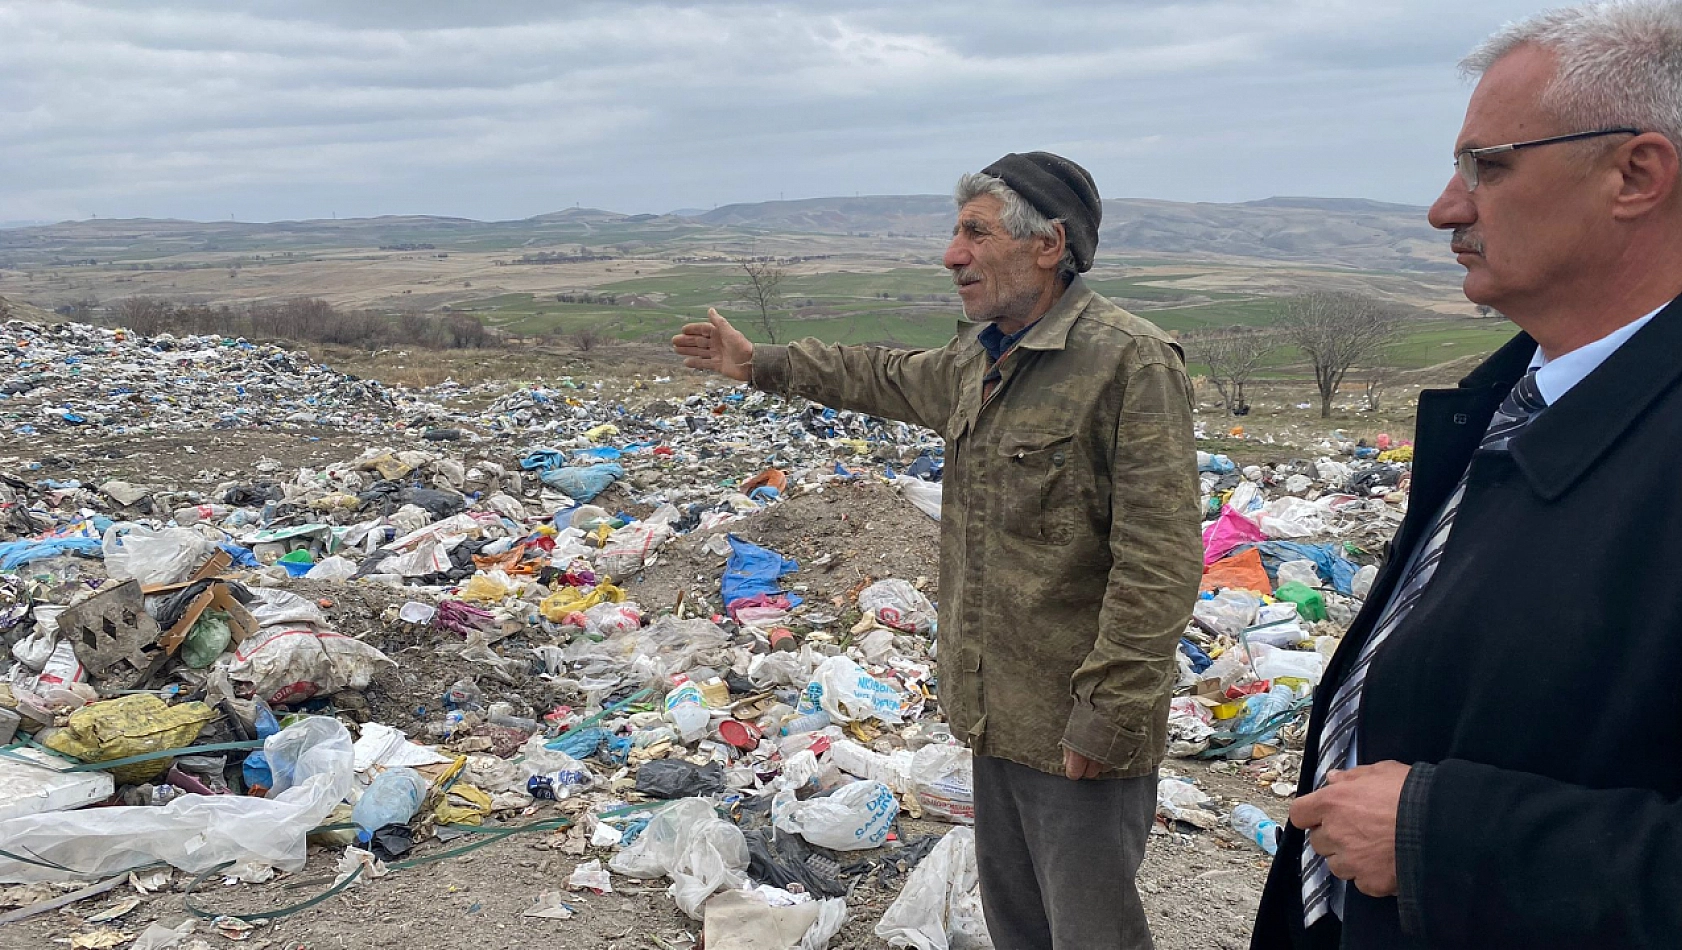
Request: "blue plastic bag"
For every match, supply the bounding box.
[539,463,625,503]
[721,535,802,608]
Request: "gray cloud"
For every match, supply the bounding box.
[0,0,1556,222]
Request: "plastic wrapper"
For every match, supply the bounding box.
[1202,506,1265,565]
[0,717,354,883]
[609,798,749,919]
[635,759,727,799]
[772,781,897,851]
[874,826,991,949]
[858,579,935,634]
[908,744,975,825]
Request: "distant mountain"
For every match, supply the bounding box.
[692,195,1448,271]
[0,194,1452,272]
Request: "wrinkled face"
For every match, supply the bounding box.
[943,195,1048,324]
[1427,44,1619,313]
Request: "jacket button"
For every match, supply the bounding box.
[1052,452,1065,466]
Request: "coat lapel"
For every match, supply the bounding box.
[1511,293,1682,501]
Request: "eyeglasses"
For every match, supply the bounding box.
[1454,128,1642,191]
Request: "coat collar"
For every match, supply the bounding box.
[1017,275,1092,352]
[955,274,1091,362]
[1504,291,1682,501]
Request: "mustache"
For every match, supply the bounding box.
[1451,228,1484,254]
[951,267,982,285]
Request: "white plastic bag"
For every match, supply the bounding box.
[227,627,396,706]
[893,476,943,521]
[1276,560,1322,589]
[806,656,904,724]
[0,717,353,883]
[1193,589,1261,638]
[1352,564,1379,600]
[1257,497,1325,540]
[609,798,748,919]
[102,523,218,586]
[304,556,359,581]
[583,601,643,636]
[875,826,992,950]
[858,580,935,634]
[909,745,975,825]
[772,781,898,851]
[596,521,675,578]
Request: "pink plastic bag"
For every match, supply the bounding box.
[1202,506,1265,565]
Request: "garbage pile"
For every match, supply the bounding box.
[0,319,432,435]
[0,317,1417,947]
[1151,437,1411,839]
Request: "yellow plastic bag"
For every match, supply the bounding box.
[461,570,516,604]
[1378,446,1414,463]
[435,784,493,826]
[584,424,619,442]
[539,582,625,622]
[43,694,219,784]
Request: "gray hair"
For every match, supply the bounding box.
[954,172,1080,282]
[1462,1,1682,153]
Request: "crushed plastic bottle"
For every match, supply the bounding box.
[1231,803,1281,855]
[351,768,428,843]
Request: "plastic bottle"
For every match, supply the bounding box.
[780,710,832,736]
[665,676,709,742]
[351,768,429,843]
[1231,803,1281,855]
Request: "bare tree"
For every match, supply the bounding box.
[571,326,605,352]
[1190,329,1276,416]
[117,297,170,335]
[1282,292,1404,418]
[734,260,786,343]
[1362,364,1400,411]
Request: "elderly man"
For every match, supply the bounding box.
[674,152,1201,948]
[1252,3,1682,948]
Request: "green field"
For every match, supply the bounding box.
[452,264,1512,371]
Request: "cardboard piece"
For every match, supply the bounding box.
[57,580,161,686]
[142,550,256,655]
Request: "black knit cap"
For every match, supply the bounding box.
[980,151,1101,272]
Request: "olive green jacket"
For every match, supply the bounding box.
[750,276,1202,777]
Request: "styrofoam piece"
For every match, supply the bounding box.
[0,748,116,822]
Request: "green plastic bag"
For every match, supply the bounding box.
[181,611,233,669]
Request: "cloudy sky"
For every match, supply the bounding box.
[0,0,1566,223]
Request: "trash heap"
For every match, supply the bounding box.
[1153,435,1413,847]
[0,319,435,435]
[0,316,1418,947]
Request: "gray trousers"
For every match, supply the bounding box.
[972,755,1157,950]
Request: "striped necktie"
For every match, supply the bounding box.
[1301,370,1547,926]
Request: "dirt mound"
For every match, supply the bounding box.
[625,477,942,616]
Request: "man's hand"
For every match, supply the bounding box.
[1063,747,1103,780]
[1290,760,1411,898]
[672,309,754,382]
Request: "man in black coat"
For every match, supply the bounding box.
[1252,3,1682,948]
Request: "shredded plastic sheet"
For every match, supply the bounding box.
[0,717,354,883]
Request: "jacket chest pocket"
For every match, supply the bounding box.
[997,429,1078,545]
